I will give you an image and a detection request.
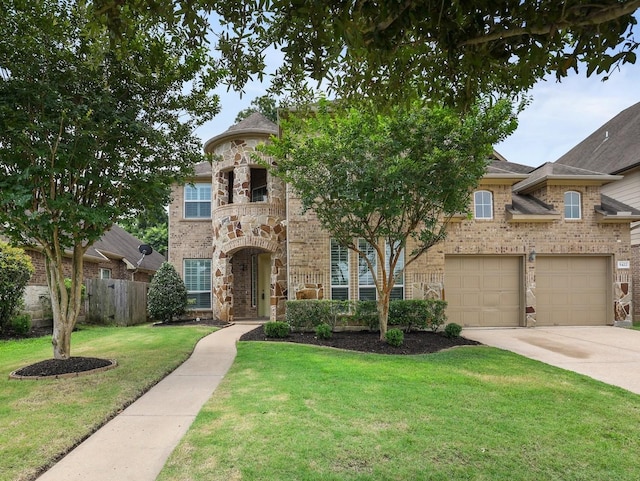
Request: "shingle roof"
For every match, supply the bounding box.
[204,112,278,153]
[89,224,165,273]
[485,158,534,175]
[193,161,211,177]
[598,195,640,217]
[227,112,278,133]
[555,101,640,174]
[509,194,559,215]
[513,162,621,193]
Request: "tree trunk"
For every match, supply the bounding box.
[45,244,86,360]
[377,290,391,341]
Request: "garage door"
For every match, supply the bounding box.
[536,256,609,326]
[445,256,522,327]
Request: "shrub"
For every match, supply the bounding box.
[0,241,34,332]
[444,323,463,338]
[315,322,332,339]
[426,300,448,332]
[286,300,350,330]
[264,321,290,338]
[385,328,404,347]
[388,299,448,332]
[389,300,427,332]
[11,313,32,336]
[147,262,188,323]
[354,300,379,331]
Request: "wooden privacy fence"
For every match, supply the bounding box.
[86,279,149,326]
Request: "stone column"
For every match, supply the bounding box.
[212,250,233,322]
[270,247,288,320]
[233,165,251,204]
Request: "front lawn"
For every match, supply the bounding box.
[0,324,215,481]
[159,342,640,481]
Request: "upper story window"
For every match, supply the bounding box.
[251,168,268,202]
[184,183,211,218]
[474,190,493,219]
[564,191,581,219]
[330,239,349,300]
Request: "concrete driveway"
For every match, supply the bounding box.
[462,327,640,395]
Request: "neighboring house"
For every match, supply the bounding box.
[21,224,165,323]
[169,112,640,327]
[555,101,640,321]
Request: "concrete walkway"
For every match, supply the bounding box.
[463,326,640,395]
[37,323,258,481]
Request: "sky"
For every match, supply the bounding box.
[195,54,640,169]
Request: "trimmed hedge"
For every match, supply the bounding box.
[285,299,351,330]
[285,299,447,332]
[388,299,448,332]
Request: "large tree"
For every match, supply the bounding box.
[265,99,518,338]
[96,1,639,108]
[0,0,219,359]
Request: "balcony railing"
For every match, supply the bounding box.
[213,202,286,221]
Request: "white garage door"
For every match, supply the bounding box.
[445,256,522,327]
[536,256,610,326]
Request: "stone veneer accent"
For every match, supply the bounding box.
[175,123,288,322]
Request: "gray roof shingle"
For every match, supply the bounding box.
[89,224,165,273]
[555,101,640,174]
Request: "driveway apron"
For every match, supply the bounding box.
[463,326,640,395]
[36,323,258,481]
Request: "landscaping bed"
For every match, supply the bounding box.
[240,324,480,354]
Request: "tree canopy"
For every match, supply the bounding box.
[264,99,518,337]
[0,0,218,358]
[95,1,640,108]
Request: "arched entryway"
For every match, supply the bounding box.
[212,239,287,322]
[229,248,272,319]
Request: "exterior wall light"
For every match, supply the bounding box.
[528,250,536,262]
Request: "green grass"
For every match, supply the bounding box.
[0,323,215,481]
[158,342,640,481]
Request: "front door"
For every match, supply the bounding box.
[257,253,271,317]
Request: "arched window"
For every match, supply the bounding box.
[564,191,581,219]
[474,190,493,219]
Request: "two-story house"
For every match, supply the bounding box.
[555,101,640,321]
[169,112,640,327]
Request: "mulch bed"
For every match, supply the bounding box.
[239,325,480,355]
[10,357,116,379]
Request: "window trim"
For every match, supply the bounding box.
[330,239,350,300]
[358,239,378,301]
[99,268,111,280]
[183,259,212,309]
[184,183,212,219]
[474,190,493,219]
[385,241,404,300]
[564,191,582,220]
